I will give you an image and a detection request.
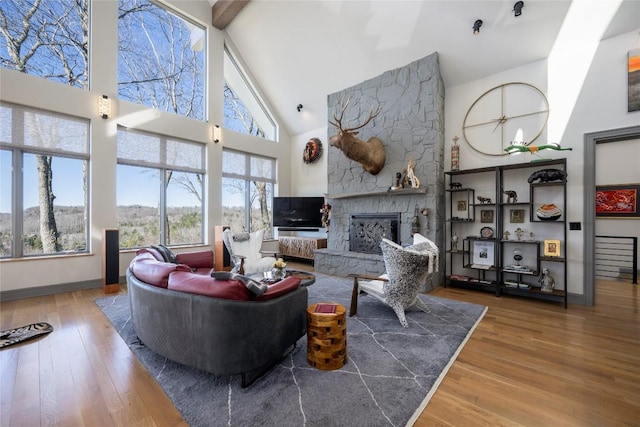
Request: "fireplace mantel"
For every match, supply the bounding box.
[325,187,426,200]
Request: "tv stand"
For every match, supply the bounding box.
[279,236,327,261]
[277,227,321,232]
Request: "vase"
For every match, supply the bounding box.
[271,267,286,280]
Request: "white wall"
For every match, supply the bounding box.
[0,0,293,294]
[443,29,640,296]
[290,128,328,197]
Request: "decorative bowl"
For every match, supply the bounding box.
[536,204,562,221]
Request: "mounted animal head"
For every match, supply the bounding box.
[329,98,386,175]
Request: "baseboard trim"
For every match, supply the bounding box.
[1,276,125,301]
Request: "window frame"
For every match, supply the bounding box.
[116,126,206,249]
[221,148,276,234]
[223,44,278,141]
[0,102,90,259]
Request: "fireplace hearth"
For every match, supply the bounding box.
[349,213,400,255]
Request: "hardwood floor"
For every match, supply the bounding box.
[1,272,638,426]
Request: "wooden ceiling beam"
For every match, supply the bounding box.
[212,0,250,30]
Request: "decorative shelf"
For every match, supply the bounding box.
[325,187,426,200]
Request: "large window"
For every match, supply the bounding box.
[224,46,276,140]
[0,0,89,88]
[117,127,205,249]
[0,103,89,258]
[117,0,206,121]
[222,149,275,237]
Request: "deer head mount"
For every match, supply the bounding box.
[329,98,385,175]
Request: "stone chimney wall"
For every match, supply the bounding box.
[316,52,445,291]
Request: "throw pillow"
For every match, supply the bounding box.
[152,244,177,263]
[211,271,268,297]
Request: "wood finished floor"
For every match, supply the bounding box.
[1,267,639,426]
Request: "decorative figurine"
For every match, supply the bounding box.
[503,230,510,240]
[538,268,555,293]
[515,227,524,241]
[451,136,460,171]
[402,157,420,189]
[513,248,523,266]
[451,232,459,251]
[391,172,403,190]
[529,231,534,241]
[411,205,420,235]
[449,182,462,190]
[477,196,492,204]
[321,203,331,231]
[503,190,518,203]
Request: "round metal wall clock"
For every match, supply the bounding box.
[462,82,549,157]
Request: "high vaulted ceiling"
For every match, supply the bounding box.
[219,0,640,137]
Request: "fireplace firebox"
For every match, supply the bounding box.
[349,213,401,255]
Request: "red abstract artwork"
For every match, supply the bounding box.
[595,185,639,218]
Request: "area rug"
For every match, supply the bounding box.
[96,273,486,427]
[0,322,53,349]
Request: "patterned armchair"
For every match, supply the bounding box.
[349,234,439,327]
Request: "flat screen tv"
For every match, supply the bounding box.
[272,197,324,228]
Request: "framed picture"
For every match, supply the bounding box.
[472,240,495,268]
[595,184,639,218]
[480,209,494,223]
[544,240,560,257]
[457,200,467,211]
[510,209,525,223]
[629,48,640,112]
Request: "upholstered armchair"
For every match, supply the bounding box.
[349,234,439,328]
[222,229,276,275]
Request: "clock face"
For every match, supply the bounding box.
[463,82,549,157]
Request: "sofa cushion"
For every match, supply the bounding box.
[168,271,252,300]
[256,276,301,301]
[175,250,213,269]
[130,252,191,288]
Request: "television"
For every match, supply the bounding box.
[272,197,324,229]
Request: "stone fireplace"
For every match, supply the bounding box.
[314,52,445,292]
[349,213,400,255]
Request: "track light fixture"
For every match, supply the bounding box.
[297,104,303,112]
[513,1,524,17]
[473,19,483,35]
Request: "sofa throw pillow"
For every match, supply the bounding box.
[151,244,177,263]
[211,271,268,297]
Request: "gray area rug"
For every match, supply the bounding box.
[95,273,486,427]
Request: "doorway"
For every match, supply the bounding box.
[584,125,640,305]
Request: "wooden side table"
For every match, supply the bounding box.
[306,303,347,370]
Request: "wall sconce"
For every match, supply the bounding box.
[513,1,524,17]
[473,19,483,35]
[212,124,221,143]
[98,95,111,119]
[297,104,303,112]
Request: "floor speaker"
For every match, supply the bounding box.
[103,228,120,294]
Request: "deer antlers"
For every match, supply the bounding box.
[329,98,382,133]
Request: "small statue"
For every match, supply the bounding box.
[538,268,555,293]
[529,232,534,241]
[451,232,459,251]
[515,227,523,241]
[411,205,420,235]
[391,172,403,190]
[321,203,331,231]
[477,196,492,204]
[402,157,420,189]
[503,190,518,203]
[503,230,510,240]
